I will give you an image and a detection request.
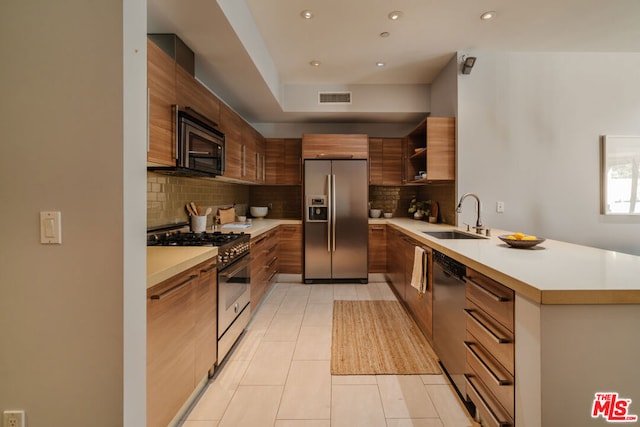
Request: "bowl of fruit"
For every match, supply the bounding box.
[498,232,545,249]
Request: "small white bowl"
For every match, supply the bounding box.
[369,209,382,218]
[383,212,393,218]
[250,206,268,218]
[237,215,247,222]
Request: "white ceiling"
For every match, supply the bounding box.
[147,0,640,126]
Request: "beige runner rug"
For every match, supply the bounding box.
[331,300,441,375]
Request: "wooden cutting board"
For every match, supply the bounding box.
[218,207,235,225]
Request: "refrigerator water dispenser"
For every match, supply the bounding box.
[306,195,328,222]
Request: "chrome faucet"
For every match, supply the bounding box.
[456,193,484,233]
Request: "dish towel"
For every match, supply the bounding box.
[410,246,426,294]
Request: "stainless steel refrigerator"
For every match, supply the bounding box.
[304,159,368,283]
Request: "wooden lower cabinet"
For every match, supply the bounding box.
[147,257,217,427]
[194,261,218,378]
[386,227,406,300]
[464,267,515,427]
[278,224,302,274]
[368,224,387,272]
[250,228,279,311]
[385,227,434,340]
[404,244,433,340]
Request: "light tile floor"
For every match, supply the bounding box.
[180,276,472,427]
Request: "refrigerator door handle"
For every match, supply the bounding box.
[327,174,332,252]
[332,174,337,252]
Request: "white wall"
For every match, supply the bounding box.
[457,52,640,255]
[254,121,419,139]
[0,1,147,426]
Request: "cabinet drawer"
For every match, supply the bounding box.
[465,300,514,375]
[465,269,514,332]
[465,373,514,427]
[465,334,514,418]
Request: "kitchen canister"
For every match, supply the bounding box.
[190,215,207,233]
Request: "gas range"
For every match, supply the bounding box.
[147,225,250,269]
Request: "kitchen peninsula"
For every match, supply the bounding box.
[377,217,640,427]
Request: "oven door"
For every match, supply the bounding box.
[179,113,225,176]
[217,255,251,339]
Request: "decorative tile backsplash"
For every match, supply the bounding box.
[249,186,302,220]
[369,183,455,223]
[148,172,455,228]
[147,172,250,228]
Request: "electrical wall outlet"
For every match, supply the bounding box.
[496,201,505,213]
[3,410,25,427]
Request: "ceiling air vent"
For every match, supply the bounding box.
[318,91,352,104]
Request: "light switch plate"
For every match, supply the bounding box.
[40,211,62,244]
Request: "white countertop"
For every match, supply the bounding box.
[147,246,218,289]
[147,217,640,303]
[383,218,640,304]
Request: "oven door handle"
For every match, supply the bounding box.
[219,257,250,279]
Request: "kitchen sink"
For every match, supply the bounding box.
[422,230,486,239]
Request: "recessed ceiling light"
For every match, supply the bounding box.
[301,10,314,19]
[380,32,390,38]
[388,11,403,21]
[309,60,321,67]
[480,11,496,20]
[376,62,386,68]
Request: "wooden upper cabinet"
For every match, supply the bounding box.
[147,39,176,166]
[382,139,404,184]
[369,138,383,184]
[283,139,302,184]
[369,138,403,185]
[301,134,368,160]
[265,138,283,184]
[426,118,455,181]
[175,65,220,126]
[255,133,266,184]
[406,117,455,183]
[241,122,259,182]
[266,138,302,185]
[219,103,243,179]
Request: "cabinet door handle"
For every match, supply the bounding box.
[242,144,246,176]
[371,226,385,231]
[464,309,511,344]
[150,274,197,300]
[266,256,278,269]
[200,264,216,273]
[172,104,179,160]
[464,341,511,386]
[466,277,511,302]
[464,374,512,427]
[267,270,278,283]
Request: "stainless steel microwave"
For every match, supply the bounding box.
[148,106,225,177]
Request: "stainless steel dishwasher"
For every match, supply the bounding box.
[432,250,468,403]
